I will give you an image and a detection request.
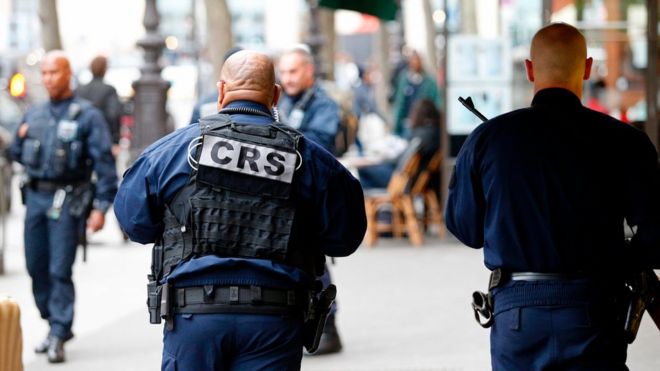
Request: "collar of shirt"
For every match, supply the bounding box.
[531,88,582,108]
[222,100,274,124]
[48,96,75,121]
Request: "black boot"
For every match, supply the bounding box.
[310,315,343,355]
[47,337,66,363]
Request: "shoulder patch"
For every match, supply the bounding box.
[198,135,297,183]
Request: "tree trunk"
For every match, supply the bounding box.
[204,0,233,81]
[38,0,62,51]
[318,8,335,81]
[422,0,437,69]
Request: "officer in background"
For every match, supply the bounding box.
[277,45,340,154]
[9,51,118,363]
[114,50,366,370]
[277,45,346,354]
[76,55,122,157]
[445,23,660,370]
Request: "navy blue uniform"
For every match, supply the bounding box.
[446,88,660,370]
[114,101,365,370]
[10,96,118,340]
[278,82,340,154]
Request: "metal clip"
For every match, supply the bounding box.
[47,189,67,220]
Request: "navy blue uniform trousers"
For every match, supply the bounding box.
[162,313,304,371]
[24,189,80,339]
[490,281,628,371]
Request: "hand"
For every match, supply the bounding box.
[17,123,29,139]
[111,144,121,157]
[86,210,106,233]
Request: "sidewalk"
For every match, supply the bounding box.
[2,195,659,370]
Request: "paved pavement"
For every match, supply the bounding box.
[1,189,659,371]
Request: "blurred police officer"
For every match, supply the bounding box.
[277,46,347,354]
[10,51,118,363]
[114,50,366,370]
[277,46,340,155]
[446,23,660,370]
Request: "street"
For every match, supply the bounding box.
[1,185,659,371]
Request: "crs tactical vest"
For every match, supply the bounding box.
[151,112,319,282]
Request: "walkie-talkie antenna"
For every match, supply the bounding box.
[458,96,489,123]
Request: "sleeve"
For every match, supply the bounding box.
[113,154,163,244]
[624,132,660,268]
[85,109,118,213]
[444,130,486,248]
[315,166,367,257]
[8,111,31,163]
[303,100,340,152]
[105,87,122,144]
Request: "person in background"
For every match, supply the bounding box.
[277,45,341,155]
[277,45,346,354]
[10,51,117,363]
[391,50,440,138]
[76,55,122,157]
[358,99,440,189]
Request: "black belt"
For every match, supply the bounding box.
[30,179,85,193]
[489,268,587,290]
[171,285,309,315]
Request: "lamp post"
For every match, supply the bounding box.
[307,0,327,79]
[131,0,170,156]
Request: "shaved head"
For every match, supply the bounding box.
[218,50,279,108]
[41,50,73,100]
[525,23,592,98]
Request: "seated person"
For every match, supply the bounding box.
[358,99,441,189]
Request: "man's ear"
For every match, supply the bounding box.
[217,81,225,108]
[583,57,593,80]
[524,59,534,82]
[272,84,282,106]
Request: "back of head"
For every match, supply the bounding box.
[220,50,277,106]
[90,56,108,79]
[410,99,440,128]
[530,23,587,87]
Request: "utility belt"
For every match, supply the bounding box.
[147,279,336,353]
[28,178,86,193]
[471,268,591,328]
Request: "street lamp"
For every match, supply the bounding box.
[131,0,170,157]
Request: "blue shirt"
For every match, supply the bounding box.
[10,96,118,211]
[114,101,366,288]
[445,88,660,273]
[278,83,340,153]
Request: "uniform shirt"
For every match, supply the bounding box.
[114,101,366,289]
[188,92,219,125]
[278,83,340,153]
[9,96,118,212]
[446,88,660,274]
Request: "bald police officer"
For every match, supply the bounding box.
[10,51,117,363]
[446,23,660,370]
[114,50,366,370]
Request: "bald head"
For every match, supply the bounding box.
[525,23,592,98]
[41,50,73,101]
[217,50,279,108]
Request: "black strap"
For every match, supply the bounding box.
[173,285,307,310]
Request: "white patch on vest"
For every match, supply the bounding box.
[198,135,297,183]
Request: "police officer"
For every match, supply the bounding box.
[445,23,660,370]
[9,51,118,363]
[277,45,340,154]
[277,45,347,354]
[114,50,366,370]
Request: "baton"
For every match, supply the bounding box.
[458,96,489,123]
